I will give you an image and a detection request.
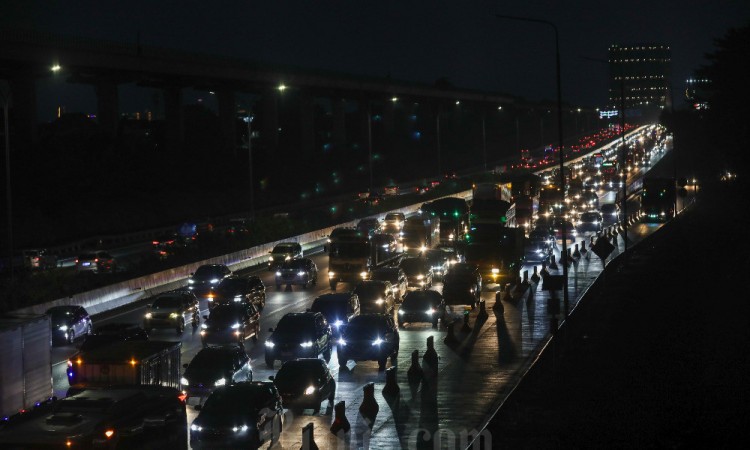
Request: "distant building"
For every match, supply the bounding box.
[608,44,671,120]
[684,78,711,110]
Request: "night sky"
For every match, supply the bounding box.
[4,1,750,120]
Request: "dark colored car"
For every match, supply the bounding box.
[152,232,191,260]
[370,267,408,302]
[356,218,381,237]
[190,382,283,450]
[577,211,603,233]
[201,303,261,347]
[423,248,454,280]
[352,280,396,315]
[0,386,187,450]
[212,276,266,310]
[527,228,553,262]
[264,312,332,369]
[267,242,303,270]
[337,314,400,371]
[181,346,253,402]
[399,257,434,289]
[552,218,579,241]
[144,290,200,333]
[188,264,233,298]
[398,290,443,328]
[327,227,365,246]
[77,323,149,353]
[46,305,92,345]
[309,293,360,337]
[442,263,482,310]
[271,358,336,414]
[274,257,318,290]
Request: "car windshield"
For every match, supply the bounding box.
[190,349,233,367]
[581,212,600,221]
[217,278,245,292]
[152,296,183,309]
[272,244,297,254]
[402,292,441,310]
[201,386,270,415]
[78,253,96,260]
[310,299,348,318]
[79,335,119,352]
[353,284,384,300]
[400,259,427,274]
[423,251,447,264]
[280,259,307,269]
[276,361,324,385]
[384,213,403,221]
[275,315,315,334]
[193,266,224,279]
[345,317,388,337]
[46,307,75,320]
[370,271,397,283]
[329,242,369,257]
[209,306,244,323]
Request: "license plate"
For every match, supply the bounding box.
[281,351,293,358]
[82,262,91,266]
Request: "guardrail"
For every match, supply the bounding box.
[11,190,473,317]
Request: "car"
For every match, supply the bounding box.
[77,323,149,353]
[552,218,578,241]
[398,290,443,328]
[399,257,434,289]
[264,312,332,369]
[327,227,365,246]
[225,218,251,238]
[181,346,253,403]
[75,251,117,274]
[443,263,482,307]
[22,248,57,270]
[46,305,92,345]
[267,242,303,270]
[577,211,603,233]
[212,275,266,310]
[527,228,553,262]
[0,386,187,449]
[382,212,406,231]
[423,248,456,280]
[309,293,360,337]
[356,218,381,237]
[190,382,283,450]
[270,358,336,414]
[337,314,400,371]
[600,203,621,223]
[144,290,200,333]
[352,280,396,314]
[383,185,399,196]
[369,267,408,302]
[274,257,318,289]
[200,303,261,347]
[151,232,189,260]
[188,264,233,298]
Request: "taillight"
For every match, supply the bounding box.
[104,429,115,439]
[152,241,159,245]
[94,258,99,262]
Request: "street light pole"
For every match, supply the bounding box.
[0,83,13,285]
[243,115,255,220]
[496,14,569,313]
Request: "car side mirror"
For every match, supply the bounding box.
[189,273,194,277]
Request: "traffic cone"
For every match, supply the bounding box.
[330,401,351,435]
[566,248,573,267]
[573,244,581,260]
[422,337,439,382]
[530,266,541,285]
[540,262,550,279]
[443,319,459,345]
[460,312,472,333]
[549,254,558,270]
[407,350,423,397]
[382,366,400,397]
[359,383,379,432]
[301,422,319,450]
[477,300,488,321]
[580,240,588,256]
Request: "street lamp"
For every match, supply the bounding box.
[243,115,255,219]
[496,14,569,313]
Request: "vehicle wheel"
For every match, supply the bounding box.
[271,414,282,446]
[177,319,185,334]
[252,332,259,343]
[85,324,92,336]
[390,351,399,366]
[265,357,274,369]
[259,295,266,310]
[312,274,318,286]
[337,350,347,366]
[67,330,75,345]
[323,346,332,363]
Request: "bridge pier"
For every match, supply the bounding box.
[163,86,183,153]
[95,80,119,139]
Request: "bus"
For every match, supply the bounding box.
[641,178,676,222]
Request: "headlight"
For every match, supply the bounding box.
[491,268,500,275]
[191,424,202,432]
[398,310,405,315]
[214,378,226,387]
[144,313,152,319]
[297,271,306,276]
[275,271,282,276]
[375,298,384,305]
[169,312,179,319]
[328,271,335,279]
[417,274,424,280]
[338,338,346,346]
[232,425,249,433]
[188,279,195,284]
[265,340,275,348]
[200,323,208,329]
[210,278,220,284]
[420,246,427,252]
[231,323,241,329]
[180,377,189,386]
[372,338,383,346]
[304,386,316,396]
[269,256,274,261]
[333,320,343,328]
[59,325,68,331]
[426,308,435,314]
[285,256,291,261]
[360,271,368,279]
[233,295,242,302]
[448,233,455,240]
[300,341,314,348]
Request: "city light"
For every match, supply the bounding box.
[51,64,61,72]
[278,84,287,92]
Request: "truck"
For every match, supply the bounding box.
[472,182,511,202]
[641,177,676,223]
[401,215,440,255]
[0,314,53,419]
[420,197,469,243]
[463,226,525,285]
[328,234,402,290]
[67,341,182,390]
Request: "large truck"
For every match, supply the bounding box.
[67,340,182,391]
[0,314,53,419]
[401,215,440,255]
[420,197,470,243]
[463,225,525,285]
[328,234,402,290]
[641,177,676,223]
